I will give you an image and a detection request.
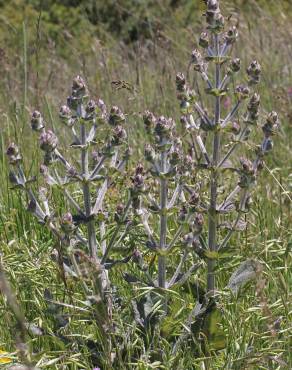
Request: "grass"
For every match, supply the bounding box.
[0,0,291,369]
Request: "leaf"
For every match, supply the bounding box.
[217,202,236,214]
[0,349,12,364]
[219,218,247,231]
[86,125,97,143]
[227,259,259,293]
[25,322,44,336]
[202,306,226,351]
[204,251,219,259]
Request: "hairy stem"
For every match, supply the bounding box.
[158,150,168,289]
[80,121,98,261]
[207,34,221,293]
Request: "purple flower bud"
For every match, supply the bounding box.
[143,110,156,132]
[230,121,241,135]
[240,157,254,174]
[191,49,206,73]
[207,0,219,12]
[96,98,107,123]
[262,111,280,137]
[178,205,188,223]
[169,146,181,166]
[8,171,19,185]
[43,151,54,166]
[247,60,261,84]
[238,158,256,188]
[189,192,200,207]
[199,31,209,48]
[72,75,87,98]
[192,213,204,234]
[39,130,58,152]
[60,212,75,234]
[85,100,97,120]
[132,249,143,266]
[176,73,186,92]
[111,125,127,145]
[135,163,144,175]
[31,110,45,131]
[67,166,78,177]
[225,26,238,44]
[229,58,241,73]
[109,106,125,126]
[27,199,37,213]
[155,116,174,138]
[235,85,250,100]
[144,144,156,162]
[40,164,49,175]
[59,105,74,127]
[132,172,144,192]
[6,143,22,164]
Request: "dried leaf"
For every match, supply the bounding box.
[227,259,259,293]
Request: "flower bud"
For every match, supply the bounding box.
[191,49,207,73]
[230,121,241,135]
[178,205,188,223]
[144,144,156,162]
[40,164,49,175]
[59,105,74,127]
[43,152,54,166]
[180,115,190,130]
[114,205,125,224]
[247,60,261,84]
[225,26,238,44]
[169,146,181,166]
[199,31,209,48]
[248,93,260,111]
[111,125,127,145]
[67,166,78,177]
[263,138,273,152]
[39,130,58,152]
[238,157,256,188]
[262,111,280,137]
[143,110,156,132]
[191,213,204,234]
[135,163,144,175]
[235,85,250,100]
[229,58,241,73]
[60,212,75,234]
[176,72,186,92]
[155,116,173,138]
[6,143,22,164]
[132,249,144,267]
[31,110,44,131]
[96,98,107,121]
[240,157,254,174]
[72,75,87,99]
[207,0,219,11]
[85,100,97,120]
[189,192,200,209]
[132,173,144,191]
[109,106,125,126]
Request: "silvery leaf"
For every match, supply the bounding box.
[227,259,259,293]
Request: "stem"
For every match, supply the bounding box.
[207,34,221,293]
[217,124,249,168]
[218,189,247,251]
[80,121,98,261]
[158,150,168,289]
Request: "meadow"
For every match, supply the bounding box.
[0,0,291,369]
